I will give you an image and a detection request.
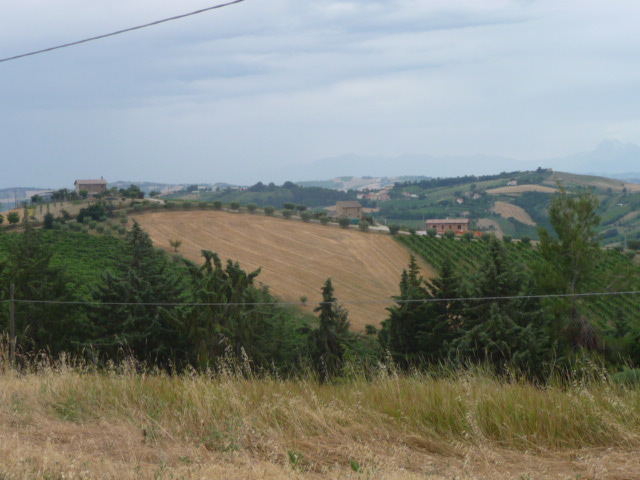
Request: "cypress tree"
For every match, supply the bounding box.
[308,278,350,382]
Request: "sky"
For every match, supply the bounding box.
[1,0,640,189]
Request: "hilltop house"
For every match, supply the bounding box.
[74,178,107,196]
[335,201,364,219]
[426,218,470,235]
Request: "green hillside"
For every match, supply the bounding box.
[397,233,640,356]
[380,169,640,245]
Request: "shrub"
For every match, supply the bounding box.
[462,231,473,242]
[264,206,275,216]
[338,217,351,228]
[229,201,240,211]
[300,211,312,222]
[427,228,437,237]
[503,235,512,243]
[481,232,492,242]
[520,236,531,245]
[358,220,369,232]
[89,220,97,230]
[247,203,258,213]
[319,215,329,225]
[198,202,208,209]
[96,224,105,233]
[627,239,640,251]
[388,224,400,236]
[213,200,223,210]
[43,212,55,229]
[282,209,293,219]
[444,230,455,239]
[183,201,192,209]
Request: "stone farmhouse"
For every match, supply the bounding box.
[426,218,470,235]
[74,178,107,196]
[335,201,364,219]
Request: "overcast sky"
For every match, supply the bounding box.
[1,0,640,188]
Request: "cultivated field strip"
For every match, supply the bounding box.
[133,210,432,330]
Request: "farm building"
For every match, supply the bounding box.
[335,201,364,219]
[426,218,470,235]
[74,178,107,196]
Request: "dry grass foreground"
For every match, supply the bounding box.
[1,361,640,480]
[491,201,536,226]
[132,210,432,331]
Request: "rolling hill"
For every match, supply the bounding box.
[132,210,433,331]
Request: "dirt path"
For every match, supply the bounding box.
[133,210,433,331]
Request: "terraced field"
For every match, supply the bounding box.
[133,210,432,331]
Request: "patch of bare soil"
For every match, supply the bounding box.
[132,210,432,331]
[491,201,536,226]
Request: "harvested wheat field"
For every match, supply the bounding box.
[491,201,536,226]
[132,210,432,331]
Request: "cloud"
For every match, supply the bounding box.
[1,0,640,188]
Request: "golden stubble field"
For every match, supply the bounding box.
[132,210,433,331]
[491,201,536,226]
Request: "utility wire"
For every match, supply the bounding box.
[2,290,640,307]
[0,0,246,64]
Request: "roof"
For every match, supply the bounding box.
[74,179,107,185]
[426,218,470,225]
[336,201,362,208]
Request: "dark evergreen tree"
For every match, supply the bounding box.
[174,249,309,371]
[0,226,89,356]
[449,238,553,375]
[380,256,459,365]
[90,221,186,365]
[308,278,351,381]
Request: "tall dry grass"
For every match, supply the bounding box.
[1,348,640,479]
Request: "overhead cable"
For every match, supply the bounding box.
[0,0,246,64]
[1,290,639,307]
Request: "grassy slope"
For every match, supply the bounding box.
[1,359,639,479]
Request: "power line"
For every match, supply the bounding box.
[0,0,246,64]
[2,290,640,307]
